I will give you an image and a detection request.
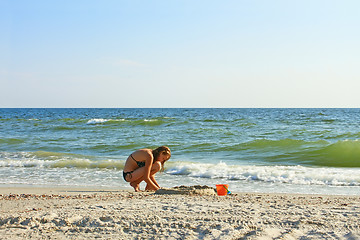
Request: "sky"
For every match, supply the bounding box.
[1,0,360,108]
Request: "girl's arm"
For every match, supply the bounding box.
[143,150,159,190]
[150,175,160,188]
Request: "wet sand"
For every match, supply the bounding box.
[0,186,359,239]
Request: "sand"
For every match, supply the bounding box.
[0,186,359,240]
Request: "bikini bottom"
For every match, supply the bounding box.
[123,171,134,181]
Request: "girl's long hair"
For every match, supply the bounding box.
[152,146,171,171]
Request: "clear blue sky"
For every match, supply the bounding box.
[1,0,360,107]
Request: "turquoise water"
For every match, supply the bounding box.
[1,108,359,195]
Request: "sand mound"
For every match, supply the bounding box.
[155,185,216,195]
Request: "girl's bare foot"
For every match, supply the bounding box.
[130,182,140,192]
[145,184,159,191]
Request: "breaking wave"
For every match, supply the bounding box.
[166,162,360,187]
[1,151,359,187]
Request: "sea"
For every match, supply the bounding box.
[0,108,359,195]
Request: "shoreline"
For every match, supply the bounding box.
[0,186,130,196]
[0,185,358,197]
[1,186,359,239]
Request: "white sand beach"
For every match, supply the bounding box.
[0,186,359,239]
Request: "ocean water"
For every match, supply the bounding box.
[0,108,359,195]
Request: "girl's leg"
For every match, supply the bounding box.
[125,168,146,192]
[128,162,162,191]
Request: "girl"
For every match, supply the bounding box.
[123,146,171,192]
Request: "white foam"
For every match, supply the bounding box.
[166,162,360,187]
[86,119,110,124]
[0,151,124,169]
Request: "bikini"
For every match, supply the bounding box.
[123,154,146,181]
